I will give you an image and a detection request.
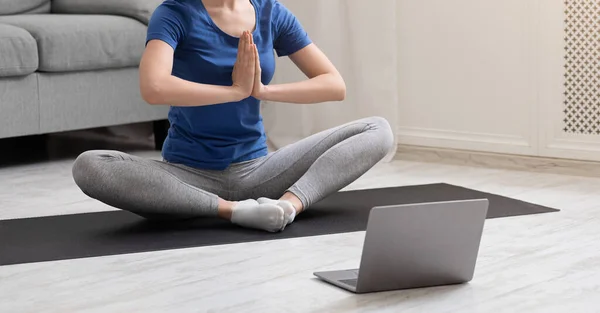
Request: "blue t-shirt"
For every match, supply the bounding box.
[145,0,312,170]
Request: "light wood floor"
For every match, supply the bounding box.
[1,143,600,313]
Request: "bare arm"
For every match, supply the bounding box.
[254,43,346,104]
[139,37,255,106]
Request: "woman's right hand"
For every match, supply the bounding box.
[232,31,256,99]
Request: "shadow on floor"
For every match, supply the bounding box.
[0,128,156,168]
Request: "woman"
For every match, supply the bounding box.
[72,0,394,233]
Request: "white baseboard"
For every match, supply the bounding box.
[395,144,600,178]
[540,137,600,162]
[396,126,536,156]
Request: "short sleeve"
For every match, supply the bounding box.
[272,1,312,57]
[146,1,189,49]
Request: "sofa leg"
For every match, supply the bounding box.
[153,120,170,151]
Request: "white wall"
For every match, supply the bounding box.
[263,0,398,154]
[396,0,600,161]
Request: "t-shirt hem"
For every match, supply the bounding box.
[162,154,232,171]
[146,33,178,49]
[162,148,269,171]
[276,38,313,57]
[232,148,269,164]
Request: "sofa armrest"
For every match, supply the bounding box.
[51,0,163,25]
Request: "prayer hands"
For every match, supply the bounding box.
[251,39,267,100]
[231,31,266,100]
[231,31,256,99]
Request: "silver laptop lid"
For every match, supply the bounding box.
[355,199,489,292]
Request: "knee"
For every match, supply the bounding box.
[364,116,395,156]
[72,150,107,193]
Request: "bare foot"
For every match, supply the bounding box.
[279,192,304,213]
[217,198,237,220]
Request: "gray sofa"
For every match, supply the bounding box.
[0,0,168,145]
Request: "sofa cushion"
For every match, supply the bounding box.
[0,0,50,15]
[38,68,168,133]
[0,24,39,77]
[51,0,163,25]
[0,14,146,72]
[0,75,40,138]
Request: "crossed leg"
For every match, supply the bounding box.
[233,116,395,220]
[71,151,286,232]
[72,151,225,219]
[71,116,394,232]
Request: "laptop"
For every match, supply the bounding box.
[314,199,489,294]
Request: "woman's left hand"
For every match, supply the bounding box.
[251,45,268,100]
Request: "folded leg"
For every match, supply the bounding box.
[72,150,286,232]
[235,116,395,210]
[71,150,223,220]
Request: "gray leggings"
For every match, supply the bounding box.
[72,116,394,219]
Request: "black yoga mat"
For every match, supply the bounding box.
[0,183,558,266]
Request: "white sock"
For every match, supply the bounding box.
[230,199,285,232]
[257,198,297,225]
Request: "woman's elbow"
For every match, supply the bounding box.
[140,80,165,105]
[333,75,347,101]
